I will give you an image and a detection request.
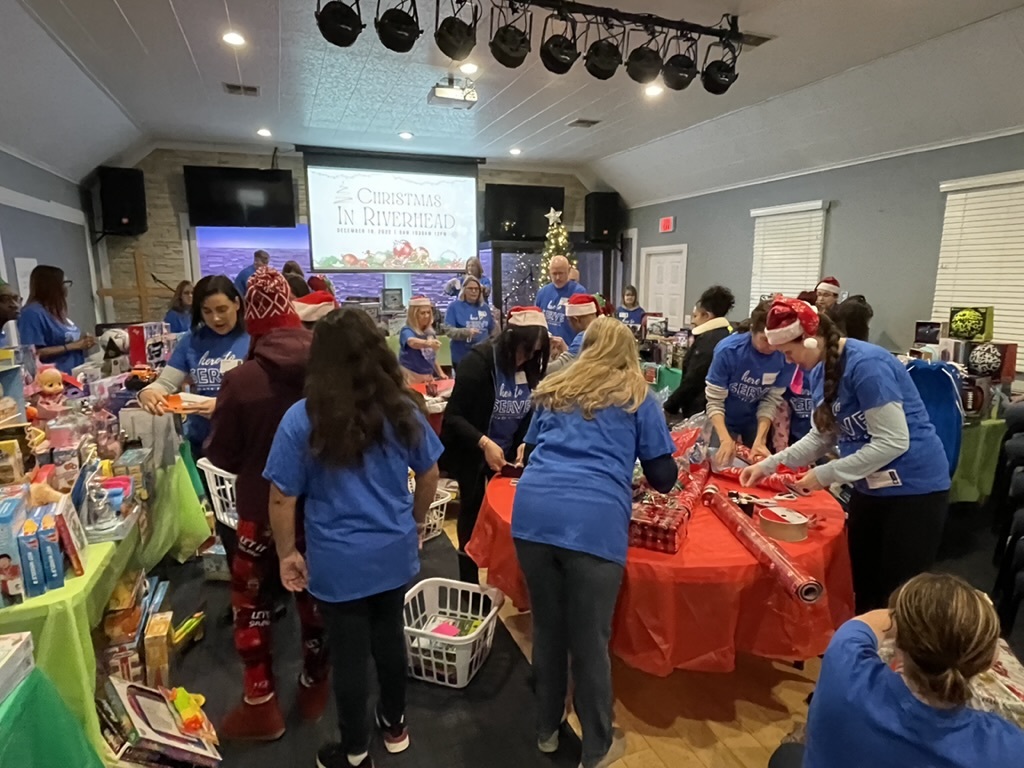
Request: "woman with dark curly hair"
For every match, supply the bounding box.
[264,308,443,768]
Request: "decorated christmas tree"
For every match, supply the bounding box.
[540,207,575,282]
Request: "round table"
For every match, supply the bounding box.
[466,476,855,676]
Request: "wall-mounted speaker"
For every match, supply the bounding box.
[96,166,148,236]
[584,191,622,243]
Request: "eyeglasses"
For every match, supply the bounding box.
[63,280,73,288]
[0,295,21,304]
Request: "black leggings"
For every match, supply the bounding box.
[453,463,488,583]
[847,489,949,612]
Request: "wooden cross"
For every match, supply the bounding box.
[95,250,172,320]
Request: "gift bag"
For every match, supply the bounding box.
[139,457,212,567]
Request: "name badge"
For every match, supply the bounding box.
[221,359,242,374]
[762,372,778,386]
[865,469,902,490]
[515,371,527,385]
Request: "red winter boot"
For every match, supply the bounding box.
[296,675,331,722]
[221,697,286,741]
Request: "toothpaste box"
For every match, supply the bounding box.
[33,507,64,590]
[17,519,46,598]
[0,495,28,605]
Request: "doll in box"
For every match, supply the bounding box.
[35,368,66,408]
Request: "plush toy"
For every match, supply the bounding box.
[950,308,985,339]
[969,342,1003,377]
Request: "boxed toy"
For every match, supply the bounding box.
[937,337,971,366]
[17,518,46,598]
[948,306,995,341]
[967,341,1018,384]
[54,491,88,576]
[144,611,174,688]
[914,320,948,345]
[127,323,173,370]
[0,632,34,705]
[0,493,28,605]
[101,578,167,684]
[33,507,64,590]
[115,448,155,506]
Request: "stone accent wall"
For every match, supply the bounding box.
[100,147,588,321]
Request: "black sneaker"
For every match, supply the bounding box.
[375,708,410,753]
[316,743,374,768]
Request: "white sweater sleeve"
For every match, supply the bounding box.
[813,402,910,487]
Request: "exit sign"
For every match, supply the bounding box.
[659,216,675,233]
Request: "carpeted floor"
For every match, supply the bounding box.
[159,534,583,768]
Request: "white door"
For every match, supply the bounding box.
[641,245,687,329]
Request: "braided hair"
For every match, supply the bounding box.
[812,312,844,433]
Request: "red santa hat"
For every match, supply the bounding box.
[245,267,302,337]
[765,296,821,349]
[307,275,335,295]
[815,276,840,296]
[293,290,338,323]
[409,296,433,308]
[566,294,600,317]
[507,306,547,328]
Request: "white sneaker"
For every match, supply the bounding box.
[538,712,569,754]
[580,727,626,768]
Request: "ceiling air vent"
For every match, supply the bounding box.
[223,82,260,97]
[567,118,601,129]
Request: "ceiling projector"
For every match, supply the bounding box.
[427,77,478,109]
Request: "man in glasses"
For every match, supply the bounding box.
[0,279,22,347]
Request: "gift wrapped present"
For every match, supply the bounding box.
[630,495,690,554]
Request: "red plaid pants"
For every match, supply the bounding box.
[232,519,328,700]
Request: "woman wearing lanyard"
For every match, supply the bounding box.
[742,297,950,612]
[705,300,795,464]
[398,297,446,383]
[512,317,676,768]
[443,276,496,370]
[17,265,95,375]
[442,306,549,583]
[615,285,644,326]
[163,280,193,333]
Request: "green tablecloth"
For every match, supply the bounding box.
[656,366,682,392]
[0,459,209,763]
[0,668,103,768]
[951,418,1007,504]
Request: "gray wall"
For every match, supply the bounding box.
[630,132,1024,351]
[0,149,95,332]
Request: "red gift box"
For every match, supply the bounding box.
[127,322,172,369]
[630,496,690,554]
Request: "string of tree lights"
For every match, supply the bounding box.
[315,1,766,95]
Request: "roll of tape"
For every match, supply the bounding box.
[758,506,809,543]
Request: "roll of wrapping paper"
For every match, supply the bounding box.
[701,484,824,604]
[711,466,810,496]
[677,463,710,514]
[733,445,802,476]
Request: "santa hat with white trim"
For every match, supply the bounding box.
[507,306,547,328]
[815,276,840,296]
[566,294,600,317]
[293,290,338,323]
[409,296,432,307]
[765,296,821,349]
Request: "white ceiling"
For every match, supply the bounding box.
[4,0,1024,205]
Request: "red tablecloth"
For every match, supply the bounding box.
[466,476,855,676]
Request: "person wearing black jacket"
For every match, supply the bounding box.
[664,285,735,418]
[441,306,550,583]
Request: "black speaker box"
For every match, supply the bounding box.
[584,191,622,242]
[97,166,148,236]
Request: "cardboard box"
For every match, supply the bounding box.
[54,492,87,577]
[17,519,46,598]
[949,306,995,341]
[914,320,948,345]
[144,612,174,689]
[127,323,172,370]
[961,375,993,419]
[115,448,155,505]
[0,494,27,605]
[0,632,34,705]
[966,341,1019,384]
[33,507,64,590]
[937,337,971,366]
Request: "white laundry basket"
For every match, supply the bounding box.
[408,471,453,544]
[403,578,503,689]
[196,458,239,530]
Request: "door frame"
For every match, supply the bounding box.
[638,243,687,325]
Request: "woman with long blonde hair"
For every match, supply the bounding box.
[511,317,676,768]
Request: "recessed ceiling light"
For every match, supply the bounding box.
[459,62,479,75]
[222,31,246,46]
[257,128,272,137]
[509,148,522,156]
[399,131,414,140]
[645,83,664,97]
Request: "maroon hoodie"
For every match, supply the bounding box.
[205,326,312,524]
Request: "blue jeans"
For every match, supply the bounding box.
[769,743,805,767]
[514,539,624,768]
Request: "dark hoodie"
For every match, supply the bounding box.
[205,326,312,524]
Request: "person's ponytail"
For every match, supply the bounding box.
[812,313,844,434]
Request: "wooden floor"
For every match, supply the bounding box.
[444,521,817,768]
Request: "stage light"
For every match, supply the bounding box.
[489,3,532,69]
[584,38,621,80]
[316,0,365,47]
[701,39,739,95]
[375,0,422,53]
[662,35,698,91]
[625,34,662,84]
[435,0,479,61]
[539,13,579,75]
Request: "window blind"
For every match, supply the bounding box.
[749,202,827,312]
[932,178,1024,370]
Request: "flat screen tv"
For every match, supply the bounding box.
[183,166,296,227]
[483,184,565,241]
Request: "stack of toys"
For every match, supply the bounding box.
[0,632,34,705]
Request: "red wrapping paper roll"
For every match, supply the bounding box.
[712,466,810,496]
[677,463,710,514]
[701,484,824,604]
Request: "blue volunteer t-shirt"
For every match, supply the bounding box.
[444,300,495,367]
[616,306,645,325]
[567,330,586,357]
[233,264,257,298]
[535,281,586,344]
[813,339,949,496]
[805,620,1024,768]
[167,327,250,446]
[263,401,444,603]
[399,326,436,375]
[512,394,674,566]
[163,309,191,334]
[706,332,795,439]
[17,302,84,374]
[786,365,820,444]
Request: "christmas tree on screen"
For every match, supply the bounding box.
[540,207,575,282]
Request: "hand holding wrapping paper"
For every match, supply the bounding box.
[701,483,824,604]
[717,465,811,496]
